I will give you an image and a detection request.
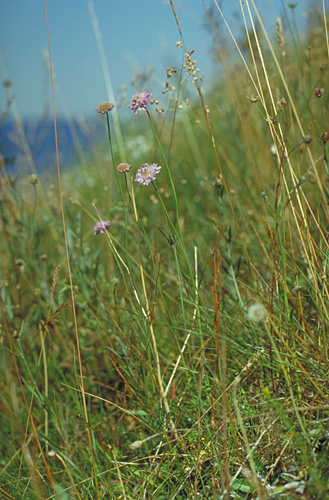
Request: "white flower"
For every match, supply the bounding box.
[129,440,143,450]
[135,163,161,186]
[248,303,267,322]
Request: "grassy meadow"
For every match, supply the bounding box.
[1,1,329,499]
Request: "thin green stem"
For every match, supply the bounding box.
[146,111,196,287]
[105,112,130,258]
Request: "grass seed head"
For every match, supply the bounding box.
[277,17,285,61]
[277,97,287,110]
[249,93,260,103]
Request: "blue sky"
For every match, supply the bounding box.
[0,0,311,119]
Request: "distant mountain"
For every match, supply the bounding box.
[1,117,103,176]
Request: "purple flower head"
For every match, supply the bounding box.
[94,220,111,235]
[135,163,161,186]
[97,101,115,114]
[129,91,152,114]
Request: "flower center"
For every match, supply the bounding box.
[141,167,152,177]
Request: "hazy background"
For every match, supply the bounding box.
[0,0,311,119]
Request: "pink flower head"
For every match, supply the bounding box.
[94,220,111,235]
[135,163,161,186]
[116,162,132,173]
[129,91,152,114]
[97,101,115,114]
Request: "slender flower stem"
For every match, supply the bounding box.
[130,182,177,436]
[93,203,146,319]
[105,111,131,256]
[31,183,38,284]
[151,179,196,295]
[146,110,180,225]
[146,111,196,288]
[151,181,178,242]
[106,112,115,167]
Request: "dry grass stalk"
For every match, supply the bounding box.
[277,17,285,62]
[50,264,61,300]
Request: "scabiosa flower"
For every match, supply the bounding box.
[94,220,111,235]
[135,163,161,186]
[129,91,152,114]
[313,87,324,98]
[116,162,132,173]
[97,101,115,114]
[304,134,313,144]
